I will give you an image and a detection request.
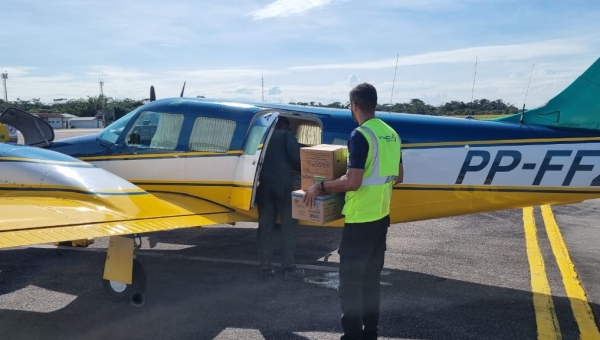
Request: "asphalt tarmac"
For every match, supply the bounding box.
[1,128,599,339]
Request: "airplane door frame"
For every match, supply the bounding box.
[229,110,280,210]
[249,111,280,209]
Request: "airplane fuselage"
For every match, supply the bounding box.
[44,98,600,226]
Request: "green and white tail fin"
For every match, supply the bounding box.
[493,57,600,131]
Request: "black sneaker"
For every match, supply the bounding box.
[261,268,275,281]
[283,266,305,280]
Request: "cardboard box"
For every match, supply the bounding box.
[291,190,345,224]
[300,144,348,190]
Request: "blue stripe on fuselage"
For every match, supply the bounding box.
[247,101,600,145]
[42,97,600,160]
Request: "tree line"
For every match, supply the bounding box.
[0,95,519,119]
[0,96,146,121]
[289,98,520,116]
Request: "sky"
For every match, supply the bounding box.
[1,0,600,108]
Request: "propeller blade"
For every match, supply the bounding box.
[150,86,156,102]
[180,81,186,97]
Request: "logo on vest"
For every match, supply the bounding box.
[378,134,397,142]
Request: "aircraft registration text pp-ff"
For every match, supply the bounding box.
[2,56,600,306]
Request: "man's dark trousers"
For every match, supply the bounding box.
[256,181,298,269]
[338,215,390,340]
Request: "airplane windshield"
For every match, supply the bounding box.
[98,108,140,144]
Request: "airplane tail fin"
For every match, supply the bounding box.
[493,57,600,131]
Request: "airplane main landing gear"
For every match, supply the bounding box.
[102,235,147,308]
[103,258,146,308]
[55,238,95,247]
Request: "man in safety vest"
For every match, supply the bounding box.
[304,82,403,340]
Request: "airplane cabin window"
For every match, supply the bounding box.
[189,117,236,153]
[295,121,322,146]
[125,111,184,150]
[331,137,347,145]
[243,125,267,155]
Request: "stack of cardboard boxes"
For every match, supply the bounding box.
[291,144,348,224]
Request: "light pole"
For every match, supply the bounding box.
[1,72,7,102]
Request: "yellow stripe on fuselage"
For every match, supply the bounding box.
[111,180,600,227]
[75,137,600,162]
[389,185,600,224]
[73,136,600,162]
[79,150,243,161]
[131,179,254,187]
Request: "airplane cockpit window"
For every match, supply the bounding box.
[125,111,184,150]
[98,108,140,144]
[189,117,236,153]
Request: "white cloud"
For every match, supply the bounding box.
[234,88,255,95]
[289,39,590,71]
[268,86,282,95]
[0,66,36,77]
[246,0,346,20]
[374,0,501,10]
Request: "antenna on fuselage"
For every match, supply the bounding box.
[469,56,478,116]
[388,53,399,113]
[180,81,186,97]
[520,63,535,124]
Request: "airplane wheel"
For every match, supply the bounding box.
[102,258,147,308]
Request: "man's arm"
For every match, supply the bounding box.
[324,130,367,192]
[396,162,404,184]
[395,151,403,184]
[319,168,363,193]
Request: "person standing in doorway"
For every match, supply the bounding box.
[256,117,306,281]
[303,83,403,340]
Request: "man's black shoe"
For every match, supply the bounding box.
[261,268,275,281]
[283,266,305,280]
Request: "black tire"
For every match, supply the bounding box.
[102,258,147,308]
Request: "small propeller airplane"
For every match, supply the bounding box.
[0,122,18,143]
[2,56,600,307]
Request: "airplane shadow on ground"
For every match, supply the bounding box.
[0,225,598,340]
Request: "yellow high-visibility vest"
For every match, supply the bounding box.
[342,118,401,223]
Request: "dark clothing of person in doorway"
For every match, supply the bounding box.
[256,118,304,280]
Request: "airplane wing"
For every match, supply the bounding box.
[0,142,244,249]
[0,195,220,249]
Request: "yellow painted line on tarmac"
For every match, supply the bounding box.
[523,206,562,339]
[541,205,600,339]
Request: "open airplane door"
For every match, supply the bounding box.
[229,111,279,210]
[0,107,54,147]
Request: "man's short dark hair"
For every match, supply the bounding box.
[349,83,378,113]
